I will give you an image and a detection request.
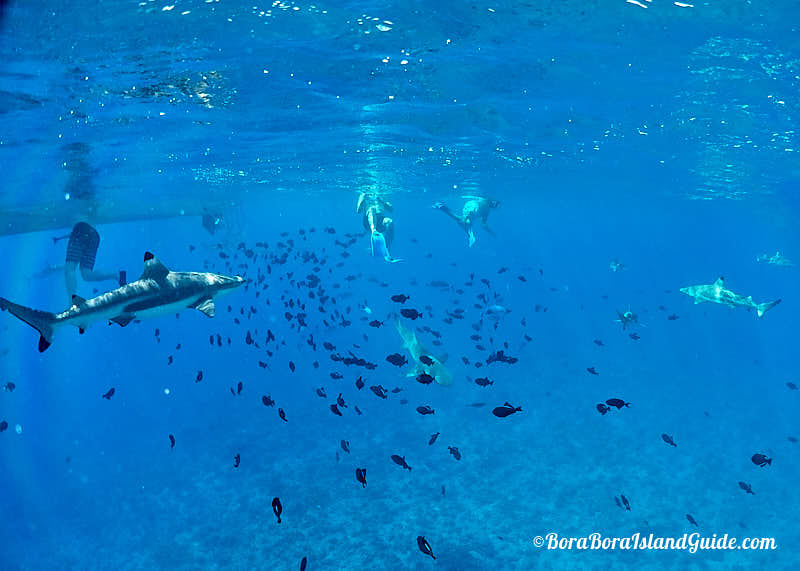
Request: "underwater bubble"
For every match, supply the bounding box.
[15,424,22,435]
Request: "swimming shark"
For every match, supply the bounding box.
[395,318,452,386]
[0,252,244,352]
[680,277,781,318]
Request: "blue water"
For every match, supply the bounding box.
[1,0,799,569]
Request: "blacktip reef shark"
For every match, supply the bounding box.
[0,252,244,352]
[395,318,452,386]
[680,277,781,318]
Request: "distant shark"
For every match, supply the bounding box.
[0,252,244,352]
[680,277,781,318]
[395,318,452,386]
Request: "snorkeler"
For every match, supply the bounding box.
[52,222,126,304]
[356,192,401,263]
[756,251,793,267]
[432,195,499,247]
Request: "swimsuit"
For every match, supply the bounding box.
[65,222,100,270]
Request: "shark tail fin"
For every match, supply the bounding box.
[0,297,56,352]
[756,299,781,318]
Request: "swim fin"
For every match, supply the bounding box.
[371,232,402,263]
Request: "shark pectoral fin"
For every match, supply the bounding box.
[195,298,216,318]
[71,295,86,306]
[139,252,170,282]
[110,315,135,327]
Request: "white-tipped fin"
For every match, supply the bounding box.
[195,298,216,317]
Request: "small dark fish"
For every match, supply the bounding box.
[0,420,7,432]
[323,342,335,351]
[629,332,640,340]
[3,382,15,392]
[278,408,288,422]
[330,404,343,416]
[492,402,522,418]
[416,405,435,415]
[168,434,175,449]
[416,536,435,560]
[289,361,296,372]
[391,387,403,394]
[686,514,698,526]
[661,434,677,447]
[316,387,327,398]
[751,453,772,467]
[370,385,388,399]
[355,376,365,390]
[391,294,410,303]
[340,440,350,453]
[102,388,115,400]
[330,372,343,380]
[300,556,307,571]
[667,313,680,320]
[416,373,434,385]
[196,370,204,383]
[620,494,631,511]
[596,403,610,415]
[787,382,798,391]
[593,339,604,346]
[356,467,367,487]
[586,367,599,376]
[428,432,440,445]
[336,393,346,407]
[738,481,755,495]
[391,454,412,470]
[474,377,493,387]
[262,395,275,407]
[420,355,434,366]
[369,320,383,328]
[234,453,241,468]
[448,446,461,460]
[386,353,408,367]
[606,398,630,409]
[237,381,243,395]
[272,497,282,523]
[400,308,423,320]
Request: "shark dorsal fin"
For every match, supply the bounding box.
[713,276,725,288]
[71,295,86,305]
[194,298,216,317]
[140,252,170,282]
